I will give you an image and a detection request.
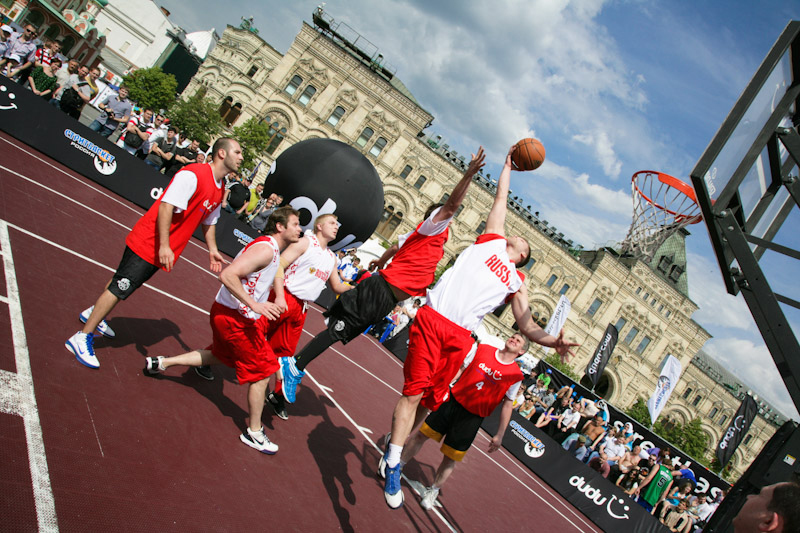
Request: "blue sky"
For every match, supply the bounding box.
[158,0,800,419]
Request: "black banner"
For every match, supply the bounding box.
[482,409,669,533]
[716,394,758,468]
[585,324,618,390]
[535,361,731,500]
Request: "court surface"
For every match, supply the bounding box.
[0,131,603,532]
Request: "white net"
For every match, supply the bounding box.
[618,171,702,261]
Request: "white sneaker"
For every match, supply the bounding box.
[80,306,116,338]
[421,486,440,510]
[240,427,279,454]
[65,331,99,369]
[144,356,165,376]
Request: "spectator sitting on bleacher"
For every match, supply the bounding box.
[617,466,647,497]
[222,173,250,215]
[525,377,547,400]
[534,395,570,431]
[517,397,537,419]
[242,182,263,219]
[164,139,200,178]
[338,256,360,283]
[89,84,132,138]
[249,192,282,233]
[27,57,61,100]
[660,499,693,533]
[533,383,557,417]
[581,413,607,452]
[562,433,589,461]
[535,368,552,388]
[588,455,611,478]
[118,107,153,156]
[144,126,178,171]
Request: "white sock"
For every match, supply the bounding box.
[386,444,403,468]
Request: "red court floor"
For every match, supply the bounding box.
[0,131,602,532]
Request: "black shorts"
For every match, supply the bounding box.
[108,246,159,300]
[323,273,397,344]
[420,395,484,462]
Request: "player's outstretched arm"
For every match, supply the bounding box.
[484,145,516,235]
[489,396,515,452]
[435,146,485,222]
[369,242,399,270]
[510,286,578,363]
[201,223,224,273]
[218,242,282,320]
[156,202,176,271]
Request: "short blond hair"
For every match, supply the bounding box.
[314,213,338,231]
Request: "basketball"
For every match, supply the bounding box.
[511,138,546,171]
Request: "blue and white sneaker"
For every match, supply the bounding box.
[384,462,404,509]
[65,331,99,369]
[377,432,391,479]
[279,357,304,404]
[240,427,278,454]
[79,306,115,338]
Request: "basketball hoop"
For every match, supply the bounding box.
[618,171,702,261]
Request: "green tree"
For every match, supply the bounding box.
[122,67,177,112]
[231,117,274,171]
[625,397,652,427]
[167,91,223,145]
[543,353,580,381]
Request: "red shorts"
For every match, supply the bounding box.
[265,289,307,358]
[206,301,278,384]
[403,305,474,411]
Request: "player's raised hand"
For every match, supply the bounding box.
[465,146,486,176]
[553,329,579,364]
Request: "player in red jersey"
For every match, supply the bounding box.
[143,207,302,454]
[381,145,578,508]
[278,147,487,403]
[264,213,353,419]
[399,333,529,510]
[65,138,242,370]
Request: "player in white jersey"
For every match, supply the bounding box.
[143,206,302,454]
[381,145,579,508]
[266,214,352,419]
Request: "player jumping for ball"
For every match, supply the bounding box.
[142,207,302,454]
[65,138,242,369]
[278,147,487,403]
[381,144,578,509]
[400,333,529,510]
[264,214,353,419]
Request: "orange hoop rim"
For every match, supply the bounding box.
[631,170,702,224]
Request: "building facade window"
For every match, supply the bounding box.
[669,265,684,282]
[327,105,346,126]
[376,205,403,238]
[369,137,388,157]
[614,317,627,332]
[718,414,728,426]
[413,175,426,189]
[262,115,288,154]
[587,298,603,316]
[743,434,752,446]
[399,165,412,179]
[285,74,302,95]
[356,127,374,147]
[476,221,486,234]
[623,326,639,345]
[683,387,693,399]
[545,275,557,288]
[559,284,570,296]
[298,84,317,106]
[709,407,719,419]
[247,65,258,77]
[635,336,651,354]
[692,395,702,407]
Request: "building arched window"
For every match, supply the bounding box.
[369,137,388,157]
[356,127,374,148]
[60,36,76,55]
[376,205,403,238]
[298,84,316,106]
[709,407,719,420]
[23,9,44,27]
[219,96,233,118]
[44,25,60,41]
[262,115,288,155]
[327,105,346,126]
[284,74,302,95]
[223,102,242,127]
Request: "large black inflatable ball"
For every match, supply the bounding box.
[264,138,384,251]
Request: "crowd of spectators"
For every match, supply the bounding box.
[516,373,725,531]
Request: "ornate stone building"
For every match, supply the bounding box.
[181,10,785,479]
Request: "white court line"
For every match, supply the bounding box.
[0,221,59,531]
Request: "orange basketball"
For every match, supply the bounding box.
[512,138,546,171]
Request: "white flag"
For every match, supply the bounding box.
[647,354,682,425]
[543,295,571,354]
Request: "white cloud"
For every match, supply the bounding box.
[572,130,623,178]
[703,337,799,421]
[686,252,757,332]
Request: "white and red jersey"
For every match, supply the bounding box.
[451,344,523,417]
[215,236,280,320]
[283,231,337,301]
[380,207,451,296]
[426,234,524,331]
[126,163,222,268]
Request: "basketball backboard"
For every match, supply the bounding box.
[690,20,800,410]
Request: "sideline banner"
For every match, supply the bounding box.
[482,410,669,533]
[543,294,571,354]
[0,75,267,260]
